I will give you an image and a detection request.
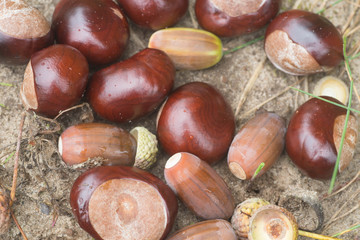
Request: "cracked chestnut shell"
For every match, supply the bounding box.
[165,152,235,220]
[87,48,175,123]
[195,0,280,37]
[157,82,235,164]
[59,123,137,166]
[167,219,237,240]
[0,0,53,65]
[52,0,129,66]
[265,9,343,75]
[286,96,358,179]
[20,44,89,117]
[70,166,178,240]
[115,0,188,30]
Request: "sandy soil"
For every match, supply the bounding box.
[0,0,359,239]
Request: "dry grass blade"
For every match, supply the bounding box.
[10,210,27,240]
[341,0,360,33]
[235,56,266,116]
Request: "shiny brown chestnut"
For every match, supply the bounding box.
[58,123,137,166]
[70,166,178,240]
[167,219,237,240]
[227,112,286,180]
[286,96,358,179]
[115,0,188,30]
[0,0,53,65]
[195,0,280,37]
[157,82,235,164]
[265,10,343,75]
[20,44,89,117]
[87,48,175,123]
[164,152,235,220]
[52,0,129,66]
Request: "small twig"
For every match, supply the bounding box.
[235,56,267,116]
[10,112,26,206]
[10,209,28,240]
[53,102,92,120]
[35,115,61,135]
[341,0,360,33]
[327,204,359,226]
[239,77,305,119]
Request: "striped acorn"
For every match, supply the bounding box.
[148,27,223,70]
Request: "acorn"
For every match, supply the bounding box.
[167,219,237,240]
[148,28,223,70]
[231,198,270,239]
[248,205,298,240]
[164,152,235,220]
[227,112,286,180]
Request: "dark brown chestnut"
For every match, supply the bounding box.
[59,123,137,166]
[227,112,286,180]
[167,219,237,240]
[20,44,89,117]
[70,166,178,240]
[164,152,235,220]
[52,0,129,66]
[157,82,235,164]
[286,96,358,179]
[265,10,343,75]
[115,0,188,30]
[0,0,53,65]
[87,48,175,123]
[195,0,280,37]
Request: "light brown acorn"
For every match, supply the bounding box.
[164,152,235,220]
[167,219,237,240]
[227,112,286,180]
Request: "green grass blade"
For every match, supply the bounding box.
[251,162,265,180]
[223,36,264,55]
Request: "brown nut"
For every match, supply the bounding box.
[167,219,237,240]
[227,112,286,180]
[164,152,235,220]
[58,123,137,166]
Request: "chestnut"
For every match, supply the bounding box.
[265,10,343,75]
[286,96,358,179]
[52,0,129,66]
[157,82,235,164]
[167,219,237,240]
[164,152,235,220]
[148,28,223,70]
[70,166,178,240]
[0,0,53,65]
[195,0,280,37]
[20,44,89,117]
[115,0,188,30]
[227,112,286,180]
[58,123,137,166]
[87,48,175,123]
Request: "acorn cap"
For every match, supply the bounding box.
[130,127,158,169]
[313,76,349,105]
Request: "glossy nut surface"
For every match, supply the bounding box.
[227,112,286,180]
[195,0,280,37]
[286,96,358,179]
[167,219,237,240]
[164,152,235,219]
[70,166,178,240]
[87,48,175,123]
[157,82,235,164]
[0,0,53,65]
[59,123,137,166]
[115,0,188,30]
[148,28,223,70]
[265,9,343,75]
[52,0,129,66]
[20,44,89,117]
